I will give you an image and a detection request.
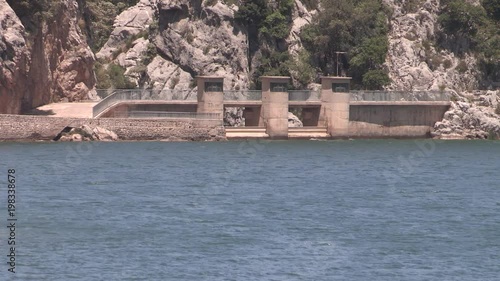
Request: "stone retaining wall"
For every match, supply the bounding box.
[0,115,225,141]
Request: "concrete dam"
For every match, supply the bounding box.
[92,76,451,139]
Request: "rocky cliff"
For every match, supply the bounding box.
[96,0,250,95]
[0,0,29,114]
[1,0,498,139]
[384,0,478,92]
[0,0,95,114]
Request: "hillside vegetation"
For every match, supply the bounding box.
[438,0,500,85]
[4,0,500,91]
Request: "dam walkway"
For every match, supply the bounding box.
[91,76,451,139]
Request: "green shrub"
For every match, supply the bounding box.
[483,0,500,21]
[169,76,180,89]
[95,63,136,89]
[362,69,390,90]
[183,27,195,44]
[487,130,499,140]
[422,39,432,51]
[234,0,268,27]
[204,0,218,6]
[108,63,136,89]
[259,11,290,40]
[142,43,158,65]
[439,84,446,92]
[403,0,424,13]
[301,0,319,10]
[456,60,468,73]
[349,35,389,86]
[223,0,238,6]
[189,79,197,89]
[95,62,112,89]
[439,1,487,35]
[427,54,444,70]
[288,50,316,86]
[443,59,453,69]
[203,46,211,55]
[300,0,390,88]
[496,104,500,115]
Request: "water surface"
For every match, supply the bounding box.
[0,140,499,280]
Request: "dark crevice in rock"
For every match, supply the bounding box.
[158,4,190,32]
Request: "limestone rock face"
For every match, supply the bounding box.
[0,0,95,114]
[100,0,250,94]
[432,91,500,139]
[34,0,96,105]
[287,0,313,57]
[97,0,158,60]
[384,0,478,92]
[146,56,196,96]
[0,0,29,114]
[154,0,249,90]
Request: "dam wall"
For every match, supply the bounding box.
[348,102,451,138]
[0,115,223,141]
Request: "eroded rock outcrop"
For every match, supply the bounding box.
[31,0,96,105]
[0,0,95,114]
[384,0,478,92]
[58,125,119,141]
[97,0,157,60]
[154,0,250,90]
[432,91,500,139]
[0,0,29,114]
[98,0,249,93]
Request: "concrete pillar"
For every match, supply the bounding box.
[196,76,224,117]
[261,76,290,139]
[321,77,351,138]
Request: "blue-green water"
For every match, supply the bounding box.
[0,140,499,280]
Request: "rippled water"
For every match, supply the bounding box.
[0,140,499,280]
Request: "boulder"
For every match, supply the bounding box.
[224,107,244,127]
[92,126,119,141]
[56,125,119,141]
[288,112,303,127]
[71,134,83,142]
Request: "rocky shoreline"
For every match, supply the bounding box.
[432,91,500,140]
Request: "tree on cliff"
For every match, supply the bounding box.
[300,0,391,89]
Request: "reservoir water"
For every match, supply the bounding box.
[0,140,499,280]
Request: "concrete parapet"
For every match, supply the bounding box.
[197,76,224,116]
[261,76,290,139]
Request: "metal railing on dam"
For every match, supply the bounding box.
[223,91,262,101]
[93,89,196,117]
[127,111,221,120]
[288,91,320,101]
[350,91,450,101]
[93,89,451,118]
